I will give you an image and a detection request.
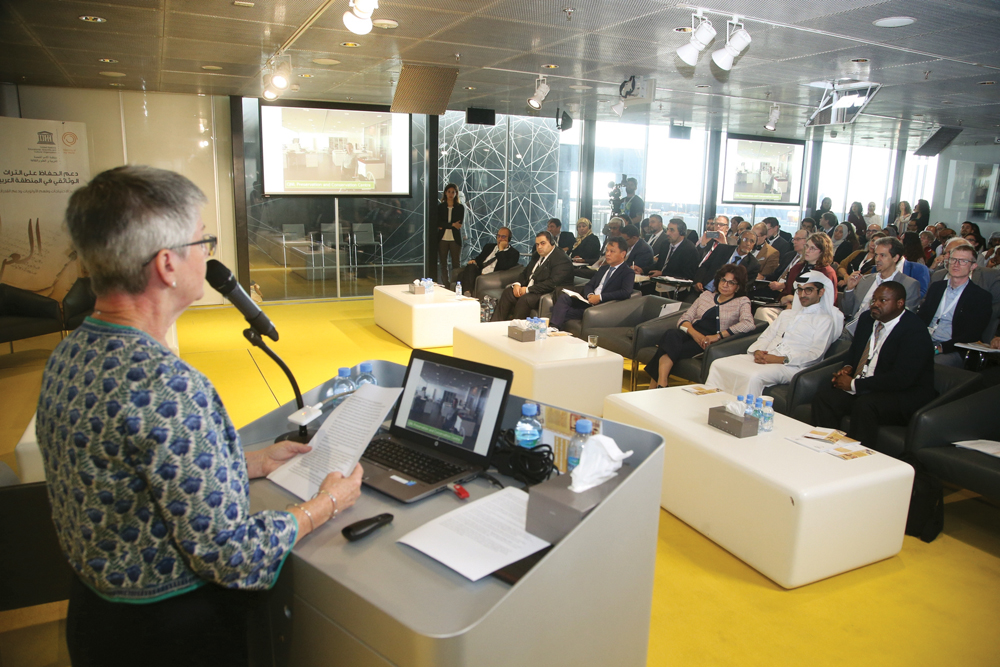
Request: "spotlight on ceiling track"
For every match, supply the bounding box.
[611,99,627,117]
[711,17,751,71]
[676,9,716,67]
[527,76,550,110]
[764,104,780,132]
[343,0,378,35]
[555,108,573,131]
[270,62,292,90]
[262,72,281,100]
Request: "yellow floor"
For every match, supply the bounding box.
[2,300,999,666]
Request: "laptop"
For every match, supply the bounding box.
[360,349,513,503]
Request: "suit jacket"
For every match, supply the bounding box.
[917,279,992,353]
[931,266,1000,304]
[516,247,574,295]
[656,238,699,279]
[841,271,921,320]
[717,246,761,283]
[778,229,793,245]
[693,241,734,286]
[754,243,780,278]
[768,235,791,257]
[570,234,602,263]
[583,262,636,303]
[557,231,576,254]
[848,310,936,409]
[473,243,520,273]
[625,238,655,273]
[647,231,671,265]
[436,202,465,244]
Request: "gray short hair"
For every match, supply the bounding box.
[65,165,207,296]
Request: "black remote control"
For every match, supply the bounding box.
[342,513,394,542]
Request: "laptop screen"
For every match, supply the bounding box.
[393,355,509,457]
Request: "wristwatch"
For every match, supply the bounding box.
[782,356,789,364]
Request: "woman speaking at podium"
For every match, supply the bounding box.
[36,166,363,666]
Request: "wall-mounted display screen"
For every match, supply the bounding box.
[261,105,410,196]
[721,134,805,206]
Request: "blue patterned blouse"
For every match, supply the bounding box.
[36,318,298,603]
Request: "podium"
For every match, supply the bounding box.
[243,361,664,667]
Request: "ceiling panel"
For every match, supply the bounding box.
[312,1,467,39]
[430,16,579,53]
[480,0,670,33]
[167,0,318,26]
[164,38,266,65]
[36,27,163,56]
[399,41,520,69]
[161,58,262,78]
[291,28,419,59]
[164,13,292,48]
[13,1,162,34]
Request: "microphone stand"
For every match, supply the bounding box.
[243,328,313,444]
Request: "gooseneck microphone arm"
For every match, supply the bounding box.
[242,329,310,443]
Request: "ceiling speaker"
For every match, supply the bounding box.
[391,64,459,115]
[466,107,496,125]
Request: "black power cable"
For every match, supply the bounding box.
[489,428,557,486]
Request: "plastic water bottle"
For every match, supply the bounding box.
[760,399,774,433]
[514,403,542,448]
[744,394,755,417]
[455,280,462,297]
[567,419,592,473]
[356,362,377,387]
[329,367,356,408]
[737,395,745,408]
[753,397,764,421]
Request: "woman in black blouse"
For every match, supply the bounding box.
[570,218,602,264]
[437,183,465,289]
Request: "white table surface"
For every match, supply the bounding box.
[373,285,481,349]
[604,387,914,588]
[453,322,623,416]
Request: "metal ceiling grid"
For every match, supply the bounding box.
[163,38,263,66]
[400,41,520,69]
[429,16,580,53]
[480,0,672,33]
[534,33,674,65]
[164,13,292,49]
[312,2,467,38]
[695,0,893,25]
[290,28,419,59]
[161,58,261,78]
[169,0,320,27]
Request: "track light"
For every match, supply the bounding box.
[527,76,549,110]
[764,104,780,131]
[343,0,378,35]
[711,17,751,71]
[261,72,281,100]
[270,62,291,90]
[676,10,716,67]
[262,86,279,101]
[611,99,627,117]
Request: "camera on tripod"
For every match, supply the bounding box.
[608,174,629,216]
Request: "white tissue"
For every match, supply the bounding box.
[510,319,531,330]
[725,401,745,416]
[569,434,633,493]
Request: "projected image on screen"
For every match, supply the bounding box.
[721,137,805,206]
[261,106,410,196]
[404,362,494,450]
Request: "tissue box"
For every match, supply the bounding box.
[708,405,759,438]
[526,469,627,543]
[408,283,430,294]
[507,326,537,342]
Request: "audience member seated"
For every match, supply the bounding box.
[763,216,792,256]
[491,231,573,321]
[707,271,843,397]
[837,231,882,286]
[841,237,920,336]
[643,214,670,269]
[812,281,937,448]
[622,224,655,275]
[547,218,576,255]
[550,237,634,329]
[780,232,838,307]
[647,218,699,280]
[901,231,930,297]
[929,238,975,282]
[982,232,1000,267]
[917,243,992,367]
[919,230,936,263]
[569,217,601,264]
[692,217,736,295]
[847,201,866,237]
[727,219,751,246]
[831,222,860,266]
[705,231,760,288]
[456,227,519,296]
[645,264,754,389]
[819,212,838,237]
[751,222,780,278]
[575,217,623,279]
[753,228,808,301]
[863,202,882,229]
[799,217,816,234]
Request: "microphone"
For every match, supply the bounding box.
[205,259,279,341]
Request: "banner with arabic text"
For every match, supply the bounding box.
[0,116,90,299]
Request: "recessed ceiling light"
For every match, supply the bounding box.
[99,71,126,77]
[341,42,361,48]
[201,65,223,71]
[873,16,915,28]
[674,26,692,33]
[464,86,476,90]
[695,84,711,88]
[542,64,559,69]
[568,84,592,90]
[109,83,124,87]
[978,80,996,85]
[298,73,315,78]
[312,58,341,65]
[78,15,106,23]
[372,18,399,29]
[98,58,118,64]
[851,58,870,63]
[233,1,255,6]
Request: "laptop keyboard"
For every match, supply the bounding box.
[363,437,466,484]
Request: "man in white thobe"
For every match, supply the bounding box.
[706,271,843,398]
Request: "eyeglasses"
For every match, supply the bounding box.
[947,258,973,266]
[719,278,739,286]
[143,234,218,266]
[496,233,510,239]
[795,286,819,295]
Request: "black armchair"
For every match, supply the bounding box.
[765,337,852,416]
[473,265,523,300]
[0,284,63,352]
[62,277,96,331]
[909,384,1000,504]
[670,322,770,385]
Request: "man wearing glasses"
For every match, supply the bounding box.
[691,216,733,294]
[917,243,992,367]
[455,227,519,297]
[841,237,920,337]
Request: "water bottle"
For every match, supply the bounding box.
[744,394,755,417]
[737,395,745,408]
[329,367,356,408]
[567,419,592,473]
[356,362,377,387]
[760,399,774,433]
[514,403,542,448]
[455,280,462,297]
[753,397,764,421]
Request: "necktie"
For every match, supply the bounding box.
[664,244,675,265]
[595,265,615,297]
[853,321,884,379]
[527,254,547,287]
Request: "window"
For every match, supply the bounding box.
[645,126,708,232]
[593,122,648,227]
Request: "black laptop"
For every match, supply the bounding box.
[360,349,513,503]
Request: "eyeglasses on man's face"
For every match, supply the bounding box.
[143,234,218,266]
[947,257,973,266]
[795,286,819,295]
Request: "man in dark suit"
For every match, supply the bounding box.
[812,281,936,449]
[455,227,520,296]
[492,231,574,321]
[550,237,635,329]
[622,224,655,274]
[765,216,792,255]
[547,218,576,255]
[917,243,992,367]
[705,232,761,287]
[649,218,698,280]
[691,217,732,294]
[645,214,670,265]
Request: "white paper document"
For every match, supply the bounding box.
[659,302,682,318]
[561,288,590,303]
[955,341,1000,354]
[954,440,1000,457]
[397,487,551,582]
[267,383,402,500]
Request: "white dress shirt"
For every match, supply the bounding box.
[747,303,835,368]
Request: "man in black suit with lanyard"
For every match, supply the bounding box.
[491,231,573,321]
[812,281,936,449]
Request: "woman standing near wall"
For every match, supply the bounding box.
[436,183,465,290]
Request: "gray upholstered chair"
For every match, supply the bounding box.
[765,337,853,416]
[669,322,770,385]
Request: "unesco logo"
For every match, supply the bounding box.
[37,130,55,145]
[62,132,79,147]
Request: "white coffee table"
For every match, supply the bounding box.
[604,387,914,588]
[373,285,481,348]
[453,322,623,416]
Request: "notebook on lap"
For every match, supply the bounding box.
[360,349,513,503]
